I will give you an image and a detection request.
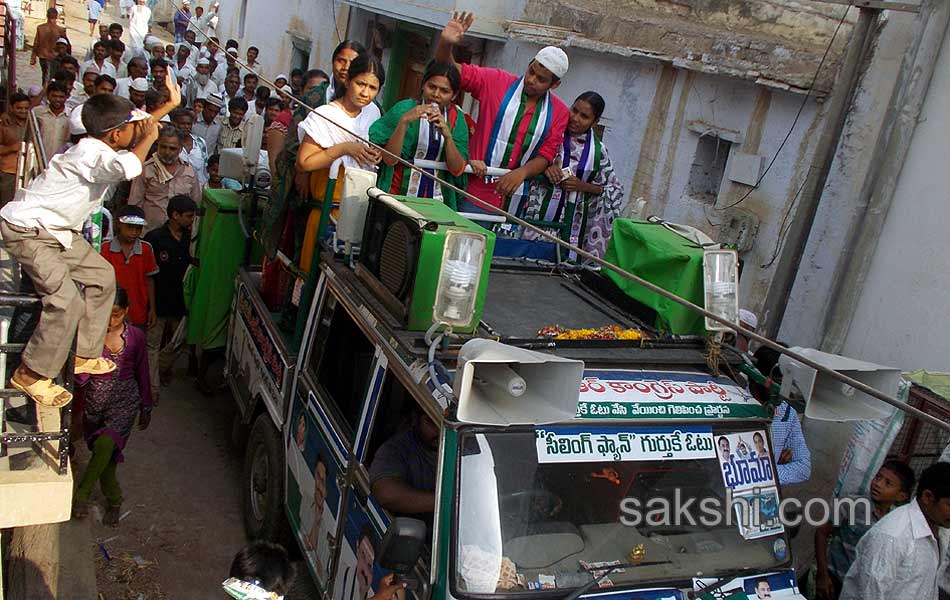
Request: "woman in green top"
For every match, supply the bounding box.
[370,62,469,208]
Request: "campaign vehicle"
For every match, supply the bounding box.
[224,182,808,600]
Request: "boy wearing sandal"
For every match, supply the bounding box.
[0,74,180,408]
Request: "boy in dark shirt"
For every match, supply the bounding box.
[143,194,196,402]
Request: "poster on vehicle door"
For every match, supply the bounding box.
[286,400,342,588]
[693,570,805,599]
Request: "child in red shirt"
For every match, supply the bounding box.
[101,205,158,328]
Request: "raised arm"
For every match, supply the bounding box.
[435,11,474,70]
[150,71,182,122]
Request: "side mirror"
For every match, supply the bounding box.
[378,517,427,574]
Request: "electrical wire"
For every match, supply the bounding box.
[165,0,949,433]
[717,2,853,211]
[760,168,811,269]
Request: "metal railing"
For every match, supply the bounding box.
[0,292,74,475]
[0,2,15,113]
[0,100,70,475]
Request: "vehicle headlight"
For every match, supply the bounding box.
[433,231,486,328]
[702,249,739,332]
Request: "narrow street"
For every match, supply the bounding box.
[77,374,247,597]
[75,367,318,598]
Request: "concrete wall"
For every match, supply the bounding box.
[209,0,345,82]
[778,11,950,373]
[839,22,950,370]
[779,13,916,351]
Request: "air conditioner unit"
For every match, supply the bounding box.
[356,190,495,333]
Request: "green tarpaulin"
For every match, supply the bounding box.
[904,370,950,400]
[184,188,245,350]
[603,219,706,335]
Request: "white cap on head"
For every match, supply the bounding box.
[197,57,210,66]
[56,37,69,45]
[69,106,86,136]
[150,38,165,49]
[275,73,288,83]
[533,46,569,79]
[738,309,758,329]
[206,92,224,107]
[226,47,238,56]
[131,77,149,92]
[280,84,292,94]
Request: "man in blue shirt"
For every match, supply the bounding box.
[752,346,812,485]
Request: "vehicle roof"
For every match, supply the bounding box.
[323,256,765,424]
[327,255,739,369]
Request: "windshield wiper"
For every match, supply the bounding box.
[561,563,627,600]
[686,567,766,599]
[562,561,671,600]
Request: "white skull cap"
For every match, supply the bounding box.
[533,46,569,79]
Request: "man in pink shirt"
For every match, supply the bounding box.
[436,11,570,214]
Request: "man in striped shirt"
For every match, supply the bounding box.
[752,346,812,485]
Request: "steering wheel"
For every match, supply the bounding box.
[499,490,563,520]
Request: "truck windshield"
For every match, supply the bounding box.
[453,425,789,595]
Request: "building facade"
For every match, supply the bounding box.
[208,0,861,317]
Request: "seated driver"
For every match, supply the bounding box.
[369,408,439,517]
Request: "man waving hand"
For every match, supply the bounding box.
[436,11,570,215]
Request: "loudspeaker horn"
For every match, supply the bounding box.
[778,347,902,422]
[454,339,585,426]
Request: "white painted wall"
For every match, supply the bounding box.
[839,23,950,371]
[209,0,344,83]
[779,13,917,351]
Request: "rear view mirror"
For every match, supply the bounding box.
[378,517,427,574]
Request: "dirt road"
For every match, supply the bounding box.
[80,377,248,598]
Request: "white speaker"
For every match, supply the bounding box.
[778,347,902,422]
[454,339,585,426]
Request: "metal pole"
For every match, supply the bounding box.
[762,6,878,338]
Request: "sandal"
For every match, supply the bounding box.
[74,357,117,376]
[72,500,89,519]
[10,376,73,408]
[103,504,122,527]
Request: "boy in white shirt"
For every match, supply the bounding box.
[0,75,180,407]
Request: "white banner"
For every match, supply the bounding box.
[535,425,716,464]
